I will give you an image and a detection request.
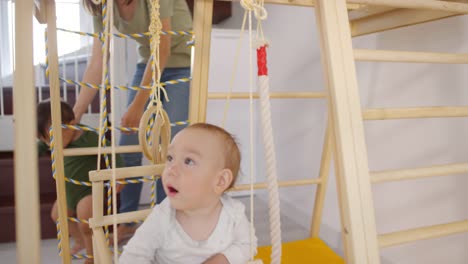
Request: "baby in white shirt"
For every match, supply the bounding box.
[120,123,257,264]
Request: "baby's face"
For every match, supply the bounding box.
[162,128,225,211]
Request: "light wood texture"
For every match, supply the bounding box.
[351,8,460,37]
[89,209,152,228]
[63,145,142,156]
[348,5,395,20]
[229,178,321,192]
[14,1,42,263]
[347,0,468,13]
[363,106,468,120]
[310,121,332,237]
[45,0,71,262]
[354,49,468,64]
[34,0,47,23]
[218,0,362,9]
[89,164,165,181]
[92,228,112,263]
[379,220,468,248]
[189,0,214,123]
[91,181,104,225]
[208,92,326,99]
[371,162,468,183]
[315,0,380,263]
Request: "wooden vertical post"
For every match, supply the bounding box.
[45,0,72,263]
[14,1,41,263]
[189,0,214,123]
[310,120,332,237]
[315,0,380,263]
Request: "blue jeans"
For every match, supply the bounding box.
[119,63,190,216]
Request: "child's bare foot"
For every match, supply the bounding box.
[70,241,85,254]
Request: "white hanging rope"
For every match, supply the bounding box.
[241,1,282,263]
[108,0,119,262]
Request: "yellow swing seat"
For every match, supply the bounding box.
[255,237,344,264]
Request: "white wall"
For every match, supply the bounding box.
[215,3,468,264]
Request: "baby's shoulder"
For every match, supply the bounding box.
[221,195,247,220]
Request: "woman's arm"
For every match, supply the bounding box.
[120,17,172,129]
[73,38,103,122]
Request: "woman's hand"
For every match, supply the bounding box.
[121,102,144,134]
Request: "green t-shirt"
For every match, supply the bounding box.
[93,0,192,66]
[38,130,124,210]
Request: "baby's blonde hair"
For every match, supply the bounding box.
[186,123,241,189]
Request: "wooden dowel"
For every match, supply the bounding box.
[63,145,142,156]
[379,219,468,248]
[371,162,468,183]
[208,92,326,99]
[228,178,321,192]
[363,106,468,120]
[347,0,468,14]
[89,164,165,181]
[89,209,152,228]
[354,49,468,64]
[46,0,71,262]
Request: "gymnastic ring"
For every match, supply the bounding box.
[138,105,171,164]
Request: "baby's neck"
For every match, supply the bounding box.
[176,199,223,241]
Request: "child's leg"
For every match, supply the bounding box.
[76,195,93,264]
[51,200,84,254]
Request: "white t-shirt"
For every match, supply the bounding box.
[119,195,257,264]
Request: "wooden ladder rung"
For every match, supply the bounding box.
[378,219,468,248]
[230,178,321,192]
[89,164,165,181]
[354,49,468,64]
[208,92,326,99]
[371,162,468,183]
[63,145,142,157]
[89,209,152,228]
[363,106,468,120]
[348,0,468,14]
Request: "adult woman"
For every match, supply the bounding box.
[74,0,192,240]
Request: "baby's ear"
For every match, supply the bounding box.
[215,169,233,194]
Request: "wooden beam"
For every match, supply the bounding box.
[348,6,395,20]
[315,0,380,263]
[34,0,47,24]
[310,121,332,237]
[218,0,362,9]
[348,0,468,13]
[14,1,41,263]
[189,0,214,123]
[351,8,461,37]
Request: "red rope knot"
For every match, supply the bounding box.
[257,45,268,76]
